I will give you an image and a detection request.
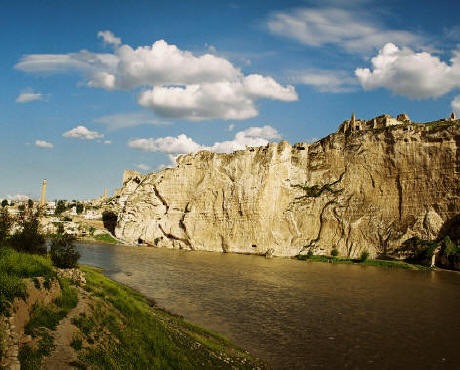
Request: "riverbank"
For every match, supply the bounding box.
[0,248,266,369]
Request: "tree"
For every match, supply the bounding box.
[50,225,80,268]
[10,207,46,254]
[27,199,34,209]
[1,199,8,208]
[0,207,13,245]
[55,200,67,215]
[76,203,84,214]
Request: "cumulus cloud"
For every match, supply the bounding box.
[16,90,46,103]
[452,96,460,115]
[289,69,358,93]
[63,125,104,140]
[98,30,122,47]
[355,43,460,98]
[35,140,53,149]
[267,7,419,53]
[137,82,258,120]
[128,125,281,157]
[94,112,168,130]
[128,134,203,154]
[15,32,297,120]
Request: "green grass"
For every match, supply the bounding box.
[92,233,118,244]
[0,247,54,314]
[75,265,264,369]
[54,278,78,312]
[19,330,54,370]
[20,278,78,369]
[296,254,424,269]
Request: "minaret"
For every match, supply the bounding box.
[40,179,47,206]
[103,188,107,199]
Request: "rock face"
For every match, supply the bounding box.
[115,120,460,258]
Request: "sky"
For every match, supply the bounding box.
[1,0,460,200]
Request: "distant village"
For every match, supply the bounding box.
[0,179,119,241]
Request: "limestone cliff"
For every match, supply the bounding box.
[115,118,460,258]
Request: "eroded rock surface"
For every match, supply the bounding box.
[115,121,460,258]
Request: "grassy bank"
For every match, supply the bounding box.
[0,248,54,314]
[73,265,263,369]
[296,254,427,270]
[0,247,265,369]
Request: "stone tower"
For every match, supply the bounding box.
[103,188,107,199]
[40,179,47,206]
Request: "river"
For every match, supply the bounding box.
[76,243,460,369]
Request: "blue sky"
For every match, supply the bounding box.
[1,0,460,200]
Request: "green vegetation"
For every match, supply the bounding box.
[20,277,78,369]
[330,248,339,257]
[18,330,54,370]
[296,253,423,270]
[49,230,80,268]
[0,207,13,244]
[72,265,263,369]
[54,200,67,215]
[0,248,54,314]
[9,207,46,254]
[360,250,370,262]
[93,233,119,244]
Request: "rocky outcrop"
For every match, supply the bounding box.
[115,119,460,258]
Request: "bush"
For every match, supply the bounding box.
[10,208,46,254]
[331,248,339,257]
[397,237,438,265]
[360,250,370,262]
[0,208,13,245]
[50,233,80,269]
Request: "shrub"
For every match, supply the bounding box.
[50,233,80,269]
[397,237,438,265]
[10,208,46,254]
[360,250,370,262]
[0,208,13,245]
[331,248,339,257]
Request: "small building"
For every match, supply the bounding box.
[338,113,410,134]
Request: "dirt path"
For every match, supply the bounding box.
[42,288,92,370]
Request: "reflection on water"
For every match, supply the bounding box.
[76,243,460,369]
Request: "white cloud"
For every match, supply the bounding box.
[16,90,46,103]
[94,112,169,130]
[135,163,152,171]
[128,125,281,156]
[243,74,298,101]
[138,77,297,120]
[128,134,203,154]
[227,123,235,132]
[452,96,460,115]
[15,32,297,120]
[98,30,122,47]
[355,43,460,98]
[137,82,258,120]
[104,140,112,144]
[35,140,53,149]
[210,126,281,153]
[63,125,104,140]
[289,69,358,93]
[267,7,419,53]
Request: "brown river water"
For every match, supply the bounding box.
[76,243,460,369]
